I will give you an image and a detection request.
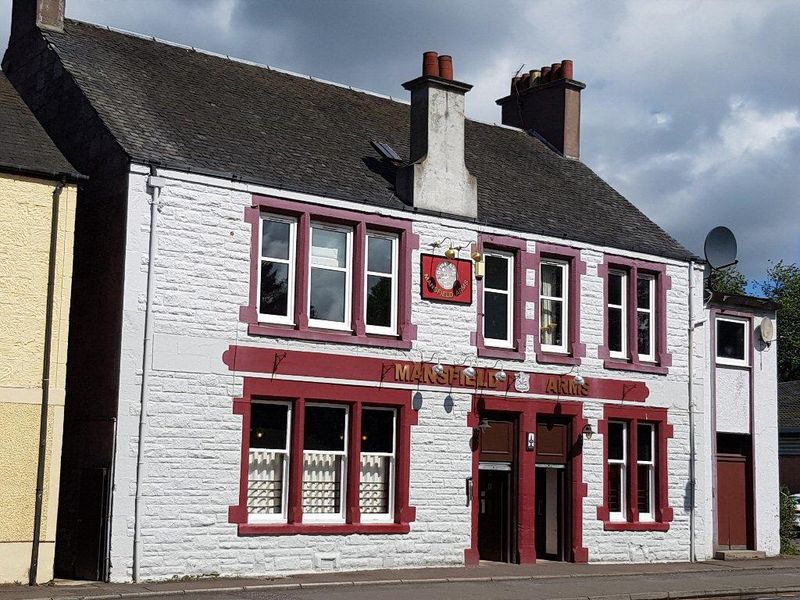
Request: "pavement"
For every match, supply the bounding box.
[2,556,800,600]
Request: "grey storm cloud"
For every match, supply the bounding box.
[2,0,798,281]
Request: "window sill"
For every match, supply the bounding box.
[603,359,668,376]
[247,322,414,350]
[602,520,670,532]
[477,345,525,361]
[536,351,581,366]
[237,522,411,536]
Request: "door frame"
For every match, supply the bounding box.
[465,396,588,565]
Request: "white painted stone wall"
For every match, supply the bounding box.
[109,164,714,581]
[715,368,750,434]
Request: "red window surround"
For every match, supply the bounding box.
[240,194,419,349]
[471,234,536,361]
[228,377,417,535]
[597,256,672,375]
[596,405,674,531]
[532,243,587,366]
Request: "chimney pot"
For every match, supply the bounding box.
[561,59,573,80]
[497,59,585,159]
[422,51,439,77]
[438,55,453,80]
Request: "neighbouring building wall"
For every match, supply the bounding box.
[107,166,702,581]
[751,309,779,555]
[0,174,76,583]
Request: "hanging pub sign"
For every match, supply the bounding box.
[420,253,473,304]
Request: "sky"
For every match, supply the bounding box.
[2,0,798,283]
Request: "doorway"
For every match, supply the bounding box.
[476,417,516,563]
[535,417,571,561]
[716,433,753,550]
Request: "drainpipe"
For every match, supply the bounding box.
[132,168,165,582]
[29,179,65,586]
[687,260,704,563]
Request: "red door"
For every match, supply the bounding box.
[716,455,749,549]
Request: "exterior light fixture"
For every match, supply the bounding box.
[472,251,484,280]
[582,423,594,440]
[574,373,585,386]
[491,360,506,381]
[463,364,476,379]
[444,246,457,259]
[431,353,445,376]
[479,417,492,431]
[430,237,466,260]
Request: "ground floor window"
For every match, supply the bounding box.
[597,406,673,531]
[230,378,416,534]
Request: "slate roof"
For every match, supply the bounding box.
[40,19,694,261]
[779,381,800,430]
[0,71,80,180]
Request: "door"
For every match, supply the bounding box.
[717,456,749,549]
[535,467,565,560]
[478,468,511,562]
[716,433,753,550]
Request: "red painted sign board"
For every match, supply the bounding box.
[420,254,473,304]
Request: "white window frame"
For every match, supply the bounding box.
[539,259,569,354]
[302,402,349,523]
[364,232,398,336]
[359,407,397,524]
[637,423,656,522]
[257,213,296,325]
[608,420,628,522]
[636,274,656,362]
[715,317,749,367]
[483,249,514,348]
[608,270,628,360]
[247,399,291,524]
[308,223,353,331]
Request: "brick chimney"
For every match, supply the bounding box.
[496,59,585,159]
[396,52,478,219]
[11,0,65,41]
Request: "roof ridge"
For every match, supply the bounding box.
[62,18,410,105]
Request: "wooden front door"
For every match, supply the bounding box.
[478,469,511,562]
[716,434,753,550]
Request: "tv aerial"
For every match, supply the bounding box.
[703,226,738,292]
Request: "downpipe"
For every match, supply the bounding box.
[687,260,706,563]
[132,169,165,582]
[29,179,65,585]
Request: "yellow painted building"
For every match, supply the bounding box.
[0,72,82,584]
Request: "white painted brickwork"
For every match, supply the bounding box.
[107,166,777,582]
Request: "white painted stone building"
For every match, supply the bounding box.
[3,0,780,582]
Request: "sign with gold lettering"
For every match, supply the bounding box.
[420,254,472,304]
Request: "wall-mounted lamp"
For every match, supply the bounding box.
[582,423,594,440]
[431,353,445,376]
[574,373,585,386]
[491,360,506,382]
[463,364,476,379]
[474,417,492,435]
[472,251,484,280]
[430,237,467,259]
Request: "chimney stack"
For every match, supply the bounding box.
[397,52,478,219]
[496,58,585,159]
[11,0,65,40]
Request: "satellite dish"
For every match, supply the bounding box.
[759,317,774,344]
[704,226,737,269]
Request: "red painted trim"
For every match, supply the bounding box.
[597,256,672,374]
[532,243,587,365]
[238,523,411,536]
[228,377,416,536]
[241,194,418,349]
[472,234,535,361]
[466,396,588,564]
[222,346,650,402]
[596,405,674,531]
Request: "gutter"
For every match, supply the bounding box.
[29,178,66,585]
[132,168,165,582]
